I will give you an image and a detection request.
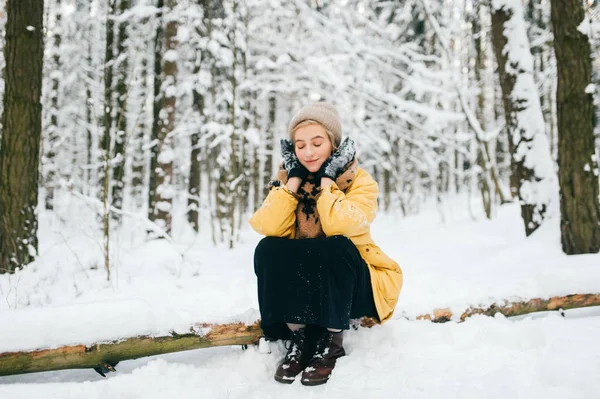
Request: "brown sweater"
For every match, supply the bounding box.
[270,158,358,239]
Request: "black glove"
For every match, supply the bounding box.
[280,138,309,180]
[317,137,356,180]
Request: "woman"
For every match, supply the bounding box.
[249,102,403,386]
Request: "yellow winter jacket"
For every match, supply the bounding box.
[249,168,403,323]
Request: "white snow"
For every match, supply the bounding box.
[585,83,595,94]
[578,15,592,37]
[163,49,179,63]
[0,196,599,397]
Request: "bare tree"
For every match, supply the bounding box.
[263,94,276,199]
[101,0,117,206]
[148,0,178,235]
[550,0,600,254]
[471,1,493,218]
[111,0,130,220]
[44,0,62,210]
[187,0,208,232]
[0,0,45,273]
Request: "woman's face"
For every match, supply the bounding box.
[294,123,333,173]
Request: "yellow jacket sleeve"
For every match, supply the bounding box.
[249,186,298,238]
[316,170,378,238]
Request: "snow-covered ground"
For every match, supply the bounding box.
[1,195,599,398]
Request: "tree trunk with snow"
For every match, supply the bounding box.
[148,0,178,235]
[101,0,117,207]
[550,0,600,254]
[418,293,600,323]
[238,15,252,217]
[187,84,204,232]
[227,0,242,248]
[263,94,276,199]
[148,0,164,234]
[0,321,263,377]
[0,0,44,273]
[111,0,130,221]
[489,0,557,236]
[82,0,94,197]
[131,30,148,208]
[44,0,61,211]
[471,2,493,219]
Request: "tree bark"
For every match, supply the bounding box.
[550,0,600,254]
[0,322,263,377]
[251,93,260,211]
[148,0,177,235]
[187,87,204,232]
[101,0,116,205]
[130,24,148,208]
[187,2,205,232]
[417,293,600,323]
[227,0,240,248]
[111,0,130,220]
[83,0,94,196]
[148,0,165,234]
[489,0,557,236]
[44,0,61,211]
[263,94,276,199]
[472,2,493,219]
[383,162,391,212]
[0,0,45,273]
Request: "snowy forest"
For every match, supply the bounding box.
[1,0,600,396]
[2,0,599,271]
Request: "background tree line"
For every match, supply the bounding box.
[1,0,599,275]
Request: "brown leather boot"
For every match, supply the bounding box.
[301,330,345,386]
[274,328,309,384]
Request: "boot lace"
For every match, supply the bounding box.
[309,331,333,366]
[284,330,305,362]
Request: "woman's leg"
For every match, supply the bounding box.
[254,237,314,383]
[254,235,374,384]
[255,235,374,333]
[297,236,373,386]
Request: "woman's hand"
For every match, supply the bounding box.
[280,139,308,180]
[317,137,356,181]
[286,177,302,193]
[320,177,334,188]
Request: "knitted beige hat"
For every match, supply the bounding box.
[287,102,342,147]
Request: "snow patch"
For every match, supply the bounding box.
[585,84,596,94]
[578,15,592,37]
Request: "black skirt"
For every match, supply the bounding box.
[254,235,378,340]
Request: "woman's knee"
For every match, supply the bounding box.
[326,235,354,248]
[324,235,361,260]
[254,236,285,259]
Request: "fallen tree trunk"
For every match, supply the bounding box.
[416,293,600,323]
[0,322,263,377]
[2,293,599,377]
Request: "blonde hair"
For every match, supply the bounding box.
[291,120,339,151]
